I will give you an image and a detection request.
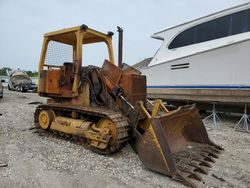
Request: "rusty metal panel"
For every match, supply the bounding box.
[133,105,223,187]
[39,70,47,93]
[102,60,122,85]
[130,75,146,106]
[120,74,146,106]
[122,63,141,75]
[46,70,61,94]
[59,64,74,97]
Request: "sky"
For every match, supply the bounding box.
[0,0,248,71]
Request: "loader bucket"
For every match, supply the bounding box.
[131,105,223,188]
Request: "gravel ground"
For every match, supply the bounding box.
[0,89,249,188]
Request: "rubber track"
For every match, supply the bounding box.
[34,104,130,155]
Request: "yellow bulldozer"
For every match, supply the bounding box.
[35,25,223,187]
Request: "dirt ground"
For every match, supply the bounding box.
[0,90,249,188]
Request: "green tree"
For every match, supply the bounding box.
[0,67,11,76]
[0,67,38,77]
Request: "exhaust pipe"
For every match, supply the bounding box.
[117,26,123,68]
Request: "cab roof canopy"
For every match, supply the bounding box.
[44,25,113,45]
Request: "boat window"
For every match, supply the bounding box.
[247,9,250,31]
[196,20,216,43]
[168,9,250,49]
[214,15,231,38]
[168,27,195,49]
[232,10,248,35]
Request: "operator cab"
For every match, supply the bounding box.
[38,25,115,98]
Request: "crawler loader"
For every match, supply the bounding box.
[35,25,223,187]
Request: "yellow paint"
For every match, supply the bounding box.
[38,25,115,99]
[50,116,111,149]
[138,100,170,170]
[81,82,90,106]
[38,110,54,129]
[50,116,91,135]
[152,99,169,116]
[72,30,84,96]
[96,118,117,144]
[38,37,49,93]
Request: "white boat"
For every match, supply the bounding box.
[7,70,37,92]
[139,3,250,104]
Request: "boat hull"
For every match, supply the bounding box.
[9,75,32,87]
[142,40,250,104]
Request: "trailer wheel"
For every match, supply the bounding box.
[21,86,25,92]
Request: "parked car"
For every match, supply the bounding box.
[0,79,5,98]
